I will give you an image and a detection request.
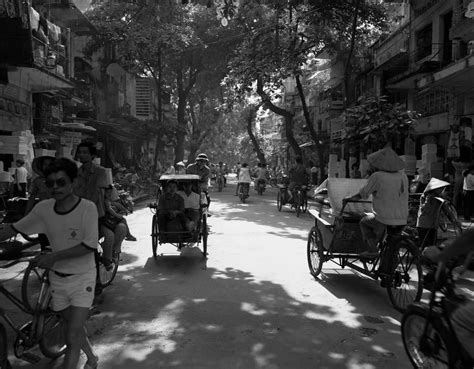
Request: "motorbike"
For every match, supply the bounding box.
[401,250,474,368]
[255,179,266,195]
[239,183,250,203]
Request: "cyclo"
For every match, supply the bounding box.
[276,176,308,217]
[307,178,423,312]
[149,174,208,258]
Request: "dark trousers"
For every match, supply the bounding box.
[158,212,187,232]
[463,190,474,221]
[13,183,26,197]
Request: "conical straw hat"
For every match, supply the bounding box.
[367,147,405,172]
[423,178,450,193]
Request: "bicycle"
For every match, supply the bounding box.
[0,260,66,364]
[294,185,308,217]
[401,252,474,368]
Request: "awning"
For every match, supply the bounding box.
[52,122,96,132]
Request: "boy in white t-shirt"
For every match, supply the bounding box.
[0,158,99,369]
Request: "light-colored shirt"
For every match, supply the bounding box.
[177,190,200,210]
[14,198,98,274]
[238,167,251,183]
[359,171,409,226]
[464,173,474,191]
[15,166,28,183]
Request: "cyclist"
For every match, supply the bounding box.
[287,156,308,203]
[424,230,474,359]
[343,146,408,258]
[216,161,226,189]
[255,162,268,190]
[237,163,252,197]
[186,153,211,208]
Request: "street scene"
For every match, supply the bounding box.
[1,0,474,368]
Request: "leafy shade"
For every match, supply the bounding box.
[341,95,420,149]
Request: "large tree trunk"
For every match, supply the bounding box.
[246,107,266,164]
[295,74,325,180]
[256,77,302,157]
[343,0,360,105]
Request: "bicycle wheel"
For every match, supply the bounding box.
[307,227,324,278]
[0,324,11,369]
[21,263,46,313]
[38,312,66,359]
[277,191,282,211]
[401,306,455,368]
[295,192,301,217]
[97,251,119,288]
[386,241,423,312]
[151,214,159,257]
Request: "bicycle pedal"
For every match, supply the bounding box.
[21,352,41,363]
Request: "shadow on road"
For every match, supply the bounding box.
[80,252,405,369]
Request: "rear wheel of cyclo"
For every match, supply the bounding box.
[38,309,67,359]
[0,324,11,369]
[201,214,208,257]
[307,227,324,278]
[295,192,302,217]
[21,263,46,313]
[152,214,159,257]
[387,241,423,312]
[277,191,282,211]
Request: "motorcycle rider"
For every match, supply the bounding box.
[343,146,408,259]
[424,230,474,359]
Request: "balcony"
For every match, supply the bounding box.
[0,1,73,91]
[372,24,409,71]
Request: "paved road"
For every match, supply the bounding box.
[4,180,415,369]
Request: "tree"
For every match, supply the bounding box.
[341,94,420,152]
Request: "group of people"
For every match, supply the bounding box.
[0,141,141,369]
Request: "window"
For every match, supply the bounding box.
[416,23,433,61]
[415,91,451,117]
[135,78,151,118]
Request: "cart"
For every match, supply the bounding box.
[306,178,423,312]
[149,174,208,258]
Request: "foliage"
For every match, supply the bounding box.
[342,95,420,149]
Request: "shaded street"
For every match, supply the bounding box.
[4,179,413,369]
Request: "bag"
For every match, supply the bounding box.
[100,212,122,230]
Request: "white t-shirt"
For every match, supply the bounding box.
[15,166,28,183]
[177,190,200,210]
[13,198,98,274]
[359,171,409,225]
[238,167,251,183]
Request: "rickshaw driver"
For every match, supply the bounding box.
[186,153,211,208]
[343,146,409,258]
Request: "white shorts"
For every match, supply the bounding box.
[49,269,96,312]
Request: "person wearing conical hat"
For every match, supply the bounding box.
[344,146,409,258]
[417,178,460,249]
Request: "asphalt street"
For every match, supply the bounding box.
[3,178,421,369]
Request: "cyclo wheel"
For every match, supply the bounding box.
[295,191,301,217]
[277,191,282,211]
[0,324,11,369]
[21,263,46,313]
[152,214,159,257]
[96,248,119,289]
[38,311,66,359]
[307,227,324,278]
[401,306,455,368]
[201,213,208,257]
[386,240,423,312]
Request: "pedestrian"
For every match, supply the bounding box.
[175,161,186,174]
[13,159,28,197]
[350,163,362,179]
[463,165,474,221]
[0,158,100,369]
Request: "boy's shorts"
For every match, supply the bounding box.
[49,269,97,312]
